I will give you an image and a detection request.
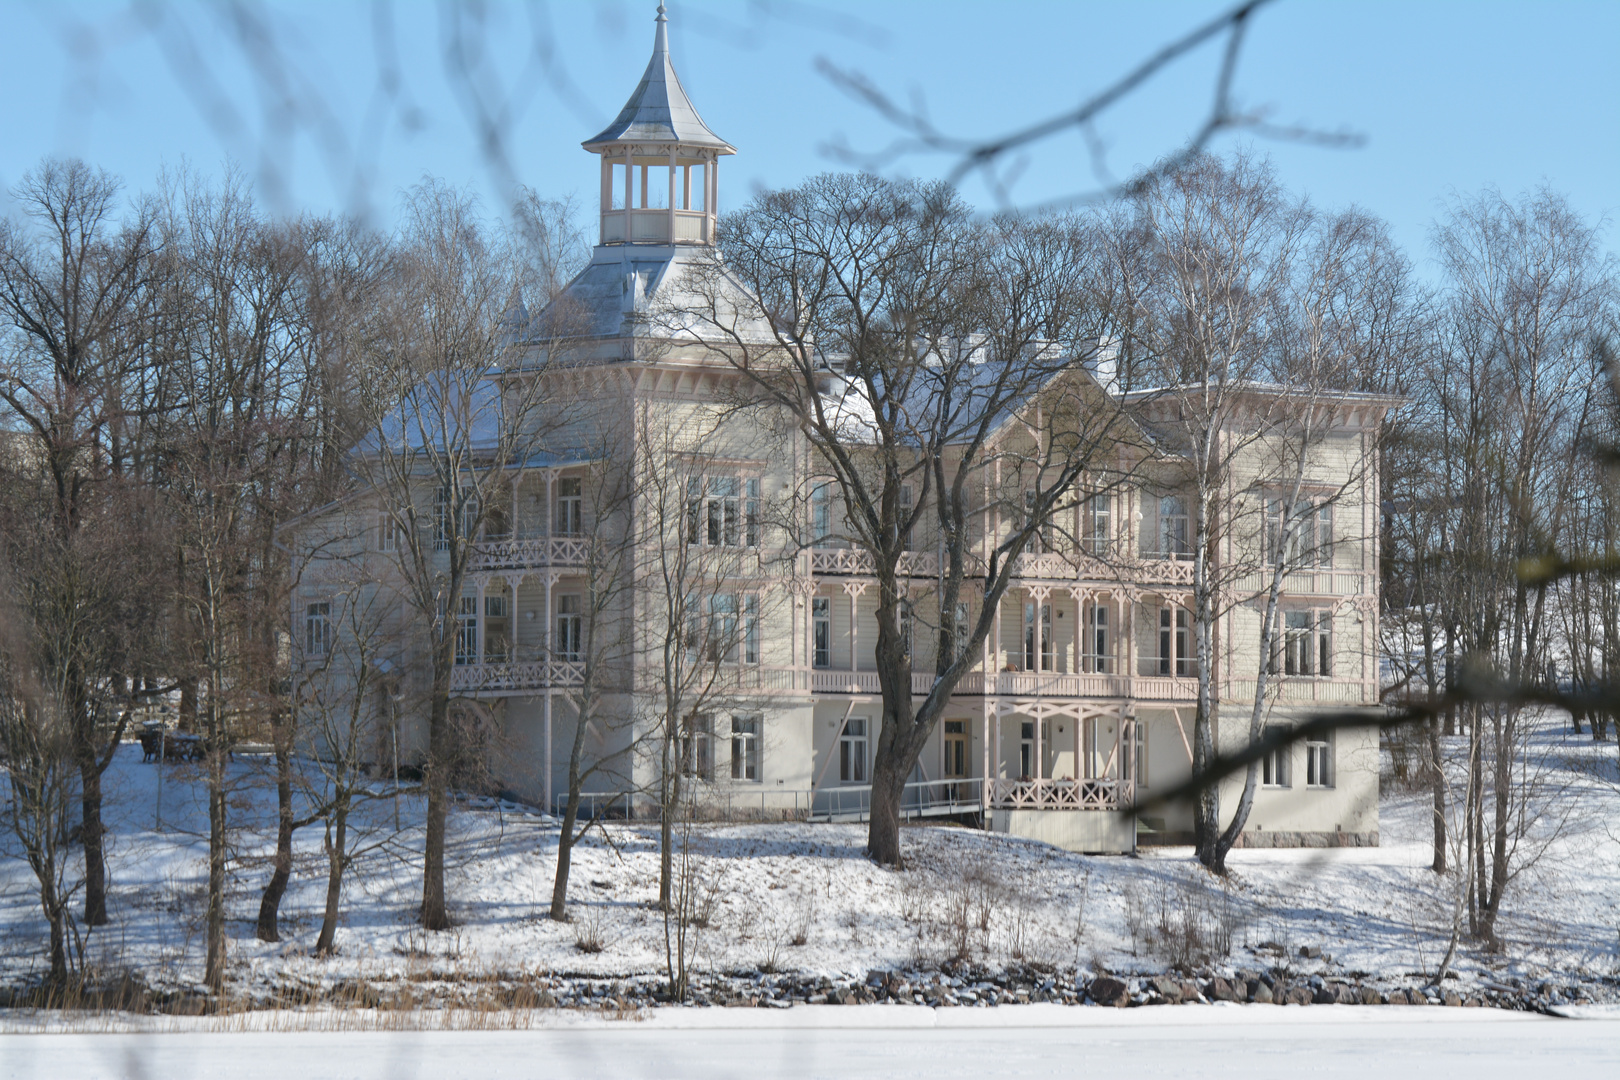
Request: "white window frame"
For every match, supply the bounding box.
[839,717,868,784]
[304,601,331,658]
[1084,492,1113,556]
[556,593,582,661]
[687,475,760,548]
[1159,605,1191,676]
[1158,495,1189,557]
[1305,735,1333,788]
[378,511,399,553]
[683,713,714,780]
[454,594,478,666]
[555,477,583,537]
[730,715,761,782]
[1084,601,1111,674]
[1261,725,1290,788]
[1279,609,1333,677]
[812,596,831,668]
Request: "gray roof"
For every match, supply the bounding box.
[582,4,734,154]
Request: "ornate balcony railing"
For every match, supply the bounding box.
[807,546,1194,587]
[469,535,592,572]
[990,777,1133,811]
[450,660,584,694]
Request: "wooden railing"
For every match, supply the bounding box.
[451,660,585,694]
[469,536,592,572]
[600,209,710,244]
[990,777,1133,811]
[807,546,1194,587]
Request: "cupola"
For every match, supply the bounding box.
[583,3,734,247]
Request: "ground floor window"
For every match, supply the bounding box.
[840,717,868,783]
[942,719,967,779]
[1124,719,1147,786]
[1306,736,1333,787]
[730,715,760,782]
[682,714,714,780]
[1261,724,1290,787]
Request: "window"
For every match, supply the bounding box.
[1159,606,1191,676]
[839,717,868,783]
[484,590,510,664]
[555,594,582,661]
[1124,720,1147,786]
[942,720,967,779]
[1024,601,1053,671]
[1281,610,1332,677]
[899,599,914,664]
[1024,489,1053,552]
[434,488,451,551]
[812,597,831,668]
[1266,497,1334,568]
[1159,496,1189,556]
[1261,725,1290,787]
[455,594,478,665]
[704,592,759,664]
[1084,601,1111,674]
[688,476,759,547]
[1306,736,1332,788]
[730,715,760,781]
[555,477,582,536]
[304,602,331,658]
[1084,493,1113,556]
[378,511,399,552]
[682,714,714,780]
[1020,721,1035,779]
[898,484,914,551]
[461,495,480,541]
[811,483,833,544]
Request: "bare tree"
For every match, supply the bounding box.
[0,159,155,927]
[347,179,561,930]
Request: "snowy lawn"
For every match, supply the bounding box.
[2,713,1617,1008]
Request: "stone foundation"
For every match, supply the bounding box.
[1232,829,1379,849]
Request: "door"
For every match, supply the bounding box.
[942,719,967,800]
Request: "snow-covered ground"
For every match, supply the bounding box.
[3,1008,1619,1080]
[2,713,1617,1010]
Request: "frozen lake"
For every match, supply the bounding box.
[4,1005,1617,1079]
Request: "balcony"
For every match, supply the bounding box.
[468,535,592,573]
[989,777,1133,811]
[450,660,587,695]
[806,546,1194,587]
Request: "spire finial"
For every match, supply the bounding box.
[656,3,667,21]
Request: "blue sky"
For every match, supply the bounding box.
[1,1,1615,278]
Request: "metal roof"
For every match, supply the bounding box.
[582,4,735,154]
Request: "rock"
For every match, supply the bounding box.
[1282,986,1313,1006]
[1313,986,1338,1005]
[1207,977,1242,1003]
[1150,976,1184,1004]
[1248,980,1274,1005]
[1089,977,1129,1007]
[1299,945,1323,959]
[1357,986,1383,1005]
[1331,984,1357,1005]
[1180,981,1201,1003]
[1442,991,1463,1007]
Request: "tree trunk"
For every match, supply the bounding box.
[77,749,110,927]
[314,799,349,957]
[550,694,591,921]
[866,747,908,868]
[204,748,227,997]
[1427,716,1447,874]
[420,669,452,931]
[255,719,295,942]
